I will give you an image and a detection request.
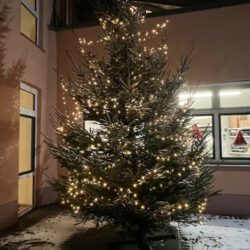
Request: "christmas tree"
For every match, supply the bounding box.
[47,0,216,248]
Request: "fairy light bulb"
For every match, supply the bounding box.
[57,126,64,132]
[177,205,182,210]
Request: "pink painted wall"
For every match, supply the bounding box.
[0,0,57,230]
[154,4,250,84]
[56,4,250,215]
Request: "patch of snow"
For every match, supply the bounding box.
[176,215,250,250]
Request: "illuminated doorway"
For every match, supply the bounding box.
[18,83,37,215]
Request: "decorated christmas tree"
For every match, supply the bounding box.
[47,0,216,248]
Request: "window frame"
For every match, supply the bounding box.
[182,81,250,167]
[21,0,40,45]
[219,112,250,161]
[19,114,36,176]
[20,83,37,174]
[191,114,215,160]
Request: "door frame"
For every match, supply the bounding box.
[18,82,37,217]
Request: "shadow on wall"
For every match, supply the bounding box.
[35,144,58,206]
[0,2,26,194]
[0,1,57,219]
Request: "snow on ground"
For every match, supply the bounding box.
[0,213,250,249]
[177,215,250,250]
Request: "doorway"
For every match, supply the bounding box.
[18,83,37,215]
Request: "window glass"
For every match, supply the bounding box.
[85,120,102,134]
[221,114,250,158]
[189,116,214,158]
[19,116,34,173]
[26,0,36,9]
[219,88,250,108]
[20,89,34,110]
[179,91,212,109]
[21,4,37,43]
[18,176,33,212]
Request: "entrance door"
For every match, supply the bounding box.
[18,83,37,215]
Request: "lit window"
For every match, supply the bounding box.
[21,0,39,44]
[19,116,35,173]
[220,114,250,158]
[179,91,212,109]
[20,89,35,110]
[179,82,250,164]
[85,120,102,134]
[190,116,214,158]
[18,176,34,213]
[219,88,250,108]
[19,83,37,214]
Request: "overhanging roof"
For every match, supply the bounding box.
[50,0,250,30]
[132,0,250,16]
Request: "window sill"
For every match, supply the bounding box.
[20,33,45,53]
[206,160,250,168]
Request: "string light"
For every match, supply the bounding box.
[54,1,212,227]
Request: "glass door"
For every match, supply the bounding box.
[18,83,37,215]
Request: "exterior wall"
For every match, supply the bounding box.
[1,0,250,232]
[0,0,57,230]
[156,4,250,84]
[56,4,250,216]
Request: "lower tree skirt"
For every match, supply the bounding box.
[107,234,177,250]
[61,225,180,250]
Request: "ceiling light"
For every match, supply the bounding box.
[219,91,241,96]
[179,92,212,100]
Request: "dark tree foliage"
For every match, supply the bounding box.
[46,0,216,244]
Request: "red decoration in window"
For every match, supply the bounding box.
[233,130,247,145]
[192,124,203,139]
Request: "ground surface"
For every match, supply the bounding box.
[0,205,249,249]
[177,215,250,249]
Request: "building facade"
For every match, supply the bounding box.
[0,0,250,231]
[0,0,57,231]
